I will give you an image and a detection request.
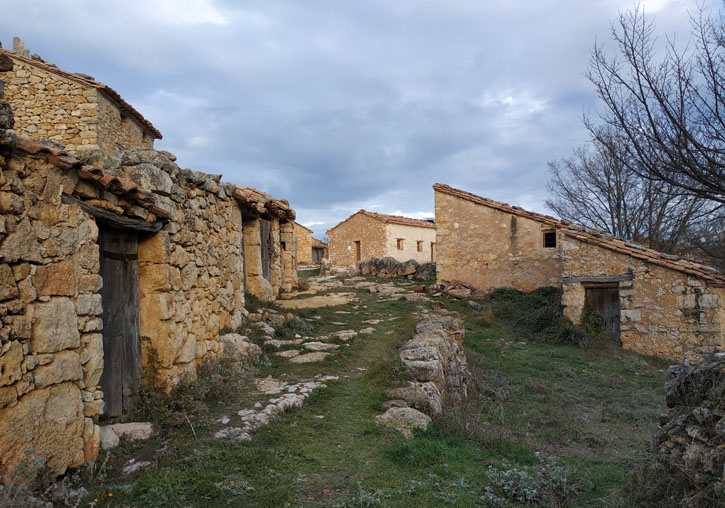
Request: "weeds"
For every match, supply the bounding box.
[482,462,586,508]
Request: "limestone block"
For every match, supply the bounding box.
[181,263,198,291]
[0,382,85,477]
[82,418,100,462]
[138,232,169,264]
[0,191,24,214]
[375,407,431,438]
[83,333,104,388]
[0,217,42,263]
[621,310,642,321]
[121,163,173,196]
[700,294,720,309]
[32,297,81,353]
[0,340,23,386]
[221,333,262,363]
[83,398,104,417]
[34,258,77,296]
[99,426,119,450]
[76,293,102,316]
[107,422,153,441]
[138,263,172,292]
[0,385,16,409]
[0,264,18,301]
[33,349,83,388]
[174,331,196,364]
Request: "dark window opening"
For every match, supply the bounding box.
[281,241,286,251]
[543,231,556,248]
[417,241,423,252]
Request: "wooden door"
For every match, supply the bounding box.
[585,285,621,342]
[430,242,436,262]
[312,247,323,263]
[260,219,273,283]
[354,241,361,262]
[98,229,142,418]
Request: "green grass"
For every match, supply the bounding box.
[72,282,670,507]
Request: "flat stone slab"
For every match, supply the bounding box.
[359,328,375,335]
[375,407,431,438]
[276,350,301,358]
[288,352,331,363]
[303,341,340,352]
[335,330,358,341]
[255,377,289,394]
[276,292,356,309]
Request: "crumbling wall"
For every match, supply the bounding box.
[0,119,103,476]
[561,237,724,359]
[280,221,298,292]
[434,189,562,291]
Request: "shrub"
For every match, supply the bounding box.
[482,462,586,508]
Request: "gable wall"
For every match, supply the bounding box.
[96,93,154,158]
[1,57,99,153]
[294,222,313,264]
[435,190,562,290]
[328,213,385,266]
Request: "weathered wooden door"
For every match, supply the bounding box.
[355,241,361,262]
[312,247,323,263]
[260,219,273,283]
[98,229,142,418]
[585,285,621,342]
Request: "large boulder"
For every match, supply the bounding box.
[375,407,431,438]
[221,333,261,363]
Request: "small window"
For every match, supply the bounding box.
[397,239,404,250]
[281,241,286,251]
[417,241,423,252]
[543,231,556,248]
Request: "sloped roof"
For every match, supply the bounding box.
[1,48,162,139]
[328,209,435,233]
[311,237,328,248]
[233,186,296,221]
[15,136,171,219]
[433,183,725,287]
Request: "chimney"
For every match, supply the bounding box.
[12,37,29,58]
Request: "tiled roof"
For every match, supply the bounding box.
[1,48,162,139]
[433,183,725,287]
[328,209,435,233]
[233,186,296,221]
[16,136,171,219]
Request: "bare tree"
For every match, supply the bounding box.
[547,129,712,254]
[587,4,725,204]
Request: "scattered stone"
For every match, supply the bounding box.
[276,292,356,309]
[288,352,331,363]
[335,330,358,341]
[214,427,251,441]
[382,399,410,410]
[375,407,431,438]
[122,459,152,475]
[107,422,153,442]
[359,328,375,335]
[303,342,340,352]
[99,426,119,450]
[255,377,288,394]
[276,350,301,359]
[221,333,261,363]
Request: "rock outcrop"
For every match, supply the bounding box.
[653,350,725,490]
[356,257,436,280]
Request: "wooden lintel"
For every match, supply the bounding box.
[62,193,165,233]
[562,274,634,284]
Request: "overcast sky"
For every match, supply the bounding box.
[0,0,715,238]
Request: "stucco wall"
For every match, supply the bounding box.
[435,190,562,291]
[1,56,99,153]
[328,213,386,266]
[383,223,436,263]
[561,236,724,359]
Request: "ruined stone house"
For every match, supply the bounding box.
[0,53,297,478]
[434,183,725,359]
[294,222,328,264]
[327,210,436,266]
[0,38,162,158]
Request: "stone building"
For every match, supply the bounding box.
[0,38,162,158]
[0,56,297,477]
[327,210,436,266]
[294,222,328,264]
[434,183,725,359]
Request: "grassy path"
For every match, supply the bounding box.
[78,279,669,507]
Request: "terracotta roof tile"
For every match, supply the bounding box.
[1,48,162,139]
[234,186,296,221]
[433,183,725,287]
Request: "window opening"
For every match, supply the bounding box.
[543,231,556,248]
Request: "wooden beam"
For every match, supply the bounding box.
[562,274,634,284]
[62,194,165,233]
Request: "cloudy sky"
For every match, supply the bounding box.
[0,0,715,238]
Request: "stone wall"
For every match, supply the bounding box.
[329,212,386,266]
[383,223,436,264]
[96,93,154,158]
[0,135,104,477]
[294,222,314,264]
[435,189,562,291]
[0,49,155,159]
[1,55,99,154]
[561,236,724,358]
[280,221,298,292]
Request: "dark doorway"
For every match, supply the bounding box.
[260,219,274,283]
[354,241,361,262]
[98,228,142,417]
[585,285,621,342]
[312,247,324,263]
